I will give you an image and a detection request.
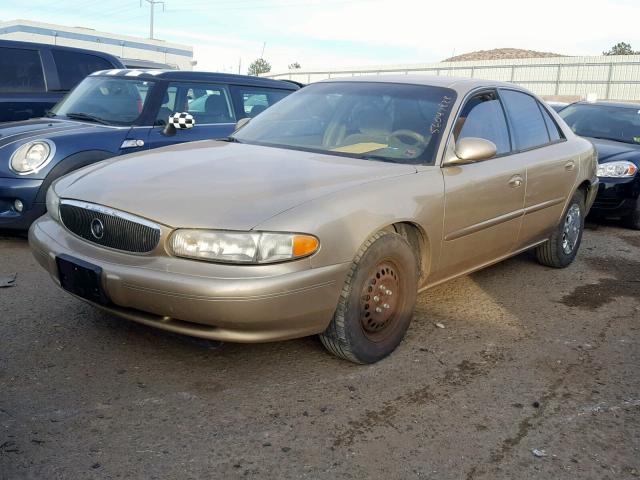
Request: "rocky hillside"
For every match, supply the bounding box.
[444,48,564,62]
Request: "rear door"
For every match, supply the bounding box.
[146,81,237,149]
[437,90,526,279]
[499,89,578,247]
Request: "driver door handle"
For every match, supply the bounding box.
[508,175,524,188]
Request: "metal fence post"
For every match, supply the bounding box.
[554,64,561,96]
[605,63,613,100]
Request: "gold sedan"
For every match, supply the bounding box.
[30,76,598,363]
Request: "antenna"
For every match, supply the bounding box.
[140,0,165,39]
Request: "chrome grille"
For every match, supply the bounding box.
[60,200,161,253]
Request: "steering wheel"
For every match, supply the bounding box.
[389,129,427,146]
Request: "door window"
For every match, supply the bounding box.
[232,87,290,118]
[52,50,116,90]
[0,47,45,93]
[500,90,550,150]
[454,91,511,155]
[155,82,235,125]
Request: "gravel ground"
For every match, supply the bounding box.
[1,224,638,479]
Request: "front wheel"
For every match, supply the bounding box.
[320,231,418,364]
[535,191,585,268]
[621,196,640,230]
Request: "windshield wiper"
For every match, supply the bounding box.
[358,154,404,164]
[221,136,242,143]
[589,135,639,145]
[65,112,111,125]
[44,111,57,118]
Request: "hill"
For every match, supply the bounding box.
[444,48,564,62]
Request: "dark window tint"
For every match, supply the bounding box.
[232,87,290,118]
[560,104,640,145]
[0,47,45,93]
[454,91,511,155]
[539,104,562,142]
[500,90,550,150]
[156,82,235,125]
[52,50,115,90]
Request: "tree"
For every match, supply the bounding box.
[288,62,301,70]
[248,58,271,76]
[603,42,639,56]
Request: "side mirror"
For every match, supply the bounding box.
[444,137,497,166]
[162,112,195,136]
[234,117,251,132]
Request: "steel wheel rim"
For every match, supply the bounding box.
[562,203,581,254]
[359,260,401,342]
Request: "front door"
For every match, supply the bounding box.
[436,90,526,280]
[146,81,237,150]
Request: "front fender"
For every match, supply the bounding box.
[253,168,445,277]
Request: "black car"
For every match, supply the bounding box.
[0,39,125,123]
[560,101,640,229]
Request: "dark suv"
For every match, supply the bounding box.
[0,39,125,123]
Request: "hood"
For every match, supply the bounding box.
[0,118,106,149]
[57,141,417,230]
[587,137,640,164]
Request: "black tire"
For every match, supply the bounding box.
[319,230,418,364]
[621,197,640,230]
[535,190,585,268]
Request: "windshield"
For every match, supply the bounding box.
[560,103,640,144]
[232,82,457,164]
[51,76,155,125]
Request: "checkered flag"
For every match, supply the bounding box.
[169,112,195,129]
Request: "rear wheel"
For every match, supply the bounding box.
[320,231,418,364]
[535,190,585,268]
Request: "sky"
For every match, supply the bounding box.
[1,0,640,74]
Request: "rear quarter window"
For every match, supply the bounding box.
[52,50,116,91]
[230,86,292,119]
[539,104,563,142]
[0,47,45,93]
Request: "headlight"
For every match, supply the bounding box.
[45,186,60,222]
[10,140,55,174]
[169,230,319,264]
[597,160,637,178]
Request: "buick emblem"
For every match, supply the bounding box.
[90,218,105,239]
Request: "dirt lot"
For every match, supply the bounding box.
[1,224,638,480]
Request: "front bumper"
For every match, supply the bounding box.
[590,176,639,217]
[29,215,350,342]
[0,176,45,229]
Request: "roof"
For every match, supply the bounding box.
[90,69,300,89]
[573,100,640,109]
[0,38,123,64]
[320,74,519,92]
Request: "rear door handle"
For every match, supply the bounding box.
[565,160,576,171]
[508,175,524,188]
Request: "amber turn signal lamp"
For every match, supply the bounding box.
[293,235,319,257]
